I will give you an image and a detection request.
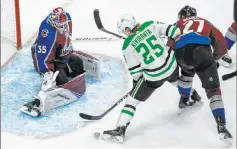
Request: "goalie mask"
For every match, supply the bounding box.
[117,14,138,36]
[48,7,68,32]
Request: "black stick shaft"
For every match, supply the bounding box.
[79,92,130,120]
[93,9,125,39]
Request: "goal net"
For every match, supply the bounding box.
[1,0,22,49]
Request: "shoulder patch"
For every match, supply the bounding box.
[41,29,49,37]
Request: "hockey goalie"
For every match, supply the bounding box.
[21,7,99,117]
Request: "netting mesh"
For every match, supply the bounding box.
[1,0,18,47]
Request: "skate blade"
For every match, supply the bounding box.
[193,100,204,106]
[20,106,29,112]
[20,108,39,117]
[177,101,203,115]
[219,134,233,146]
[102,134,124,143]
[177,106,191,115]
[219,60,231,68]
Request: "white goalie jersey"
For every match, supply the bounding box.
[122,21,180,81]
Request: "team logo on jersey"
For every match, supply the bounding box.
[41,29,49,37]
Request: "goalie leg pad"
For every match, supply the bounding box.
[37,88,80,115]
[74,51,100,79]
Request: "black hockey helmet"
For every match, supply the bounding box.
[178,5,197,19]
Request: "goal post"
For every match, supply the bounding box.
[1,0,22,50]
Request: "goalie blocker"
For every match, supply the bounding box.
[21,50,100,117]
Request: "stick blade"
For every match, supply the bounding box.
[222,75,229,81]
[222,70,237,81]
[93,9,103,29]
[79,113,92,120]
[79,113,101,120]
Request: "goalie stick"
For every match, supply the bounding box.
[79,92,130,120]
[222,70,237,81]
[93,9,125,39]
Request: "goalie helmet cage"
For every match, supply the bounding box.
[1,0,22,50]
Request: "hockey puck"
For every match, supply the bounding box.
[94,132,100,139]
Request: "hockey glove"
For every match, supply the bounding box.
[54,59,67,68]
[166,38,175,50]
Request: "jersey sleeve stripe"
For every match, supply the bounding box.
[129,64,140,71]
[130,69,143,75]
[170,27,178,38]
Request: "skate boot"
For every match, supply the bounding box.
[220,53,232,68]
[21,101,35,111]
[20,98,41,117]
[102,123,129,143]
[191,89,201,102]
[216,117,233,145]
[179,94,190,109]
[189,89,204,105]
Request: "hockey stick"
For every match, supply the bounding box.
[73,37,120,42]
[79,92,130,120]
[222,70,237,81]
[78,10,129,121]
[93,9,125,39]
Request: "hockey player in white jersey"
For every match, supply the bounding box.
[102,14,201,143]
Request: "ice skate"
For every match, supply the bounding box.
[219,53,232,68]
[178,91,201,114]
[102,123,129,143]
[190,89,204,105]
[178,95,190,113]
[191,89,201,102]
[216,117,233,145]
[20,98,41,117]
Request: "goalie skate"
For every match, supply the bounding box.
[20,99,41,117]
[102,126,127,143]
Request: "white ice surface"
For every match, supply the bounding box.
[1,0,236,148]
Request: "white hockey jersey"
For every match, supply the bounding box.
[122,21,180,81]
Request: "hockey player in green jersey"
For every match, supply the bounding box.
[102,14,201,143]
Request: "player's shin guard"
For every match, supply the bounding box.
[177,75,193,108]
[103,96,140,143]
[116,95,140,127]
[209,95,226,124]
[209,94,233,144]
[178,75,193,98]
